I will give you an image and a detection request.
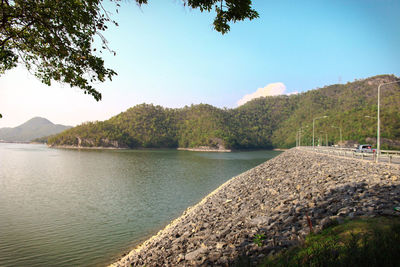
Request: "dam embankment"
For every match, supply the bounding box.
[111,148,400,266]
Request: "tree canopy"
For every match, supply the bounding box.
[0,0,258,109]
[1,0,119,101]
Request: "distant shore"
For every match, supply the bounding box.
[48,145,128,150]
[2,142,287,152]
[50,146,282,153]
[0,140,31,144]
[49,145,233,152]
[177,147,232,152]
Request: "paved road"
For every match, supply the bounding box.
[299,146,400,165]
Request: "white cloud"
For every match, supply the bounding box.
[238,82,290,106]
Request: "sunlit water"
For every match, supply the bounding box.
[0,143,281,266]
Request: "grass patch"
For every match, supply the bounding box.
[259,216,400,267]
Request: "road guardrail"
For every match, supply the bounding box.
[299,146,400,165]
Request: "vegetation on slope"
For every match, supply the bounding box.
[272,75,400,148]
[259,217,400,267]
[48,74,400,149]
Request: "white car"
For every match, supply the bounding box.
[355,144,374,153]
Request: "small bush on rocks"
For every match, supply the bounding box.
[253,234,267,247]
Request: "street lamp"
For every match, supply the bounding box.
[325,132,328,146]
[331,125,342,147]
[298,125,309,147]
[298,128,302,147]
[364,116,376,147]
[320,131,328,146]
[313,116,328,148]
[377,80,400,161]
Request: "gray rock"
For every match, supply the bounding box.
[249,216,269,226]
[185,247,207,261]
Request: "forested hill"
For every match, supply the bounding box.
[48,74,400,149]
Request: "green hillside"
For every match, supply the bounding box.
[271,75,400,148]
[48,74,400,149]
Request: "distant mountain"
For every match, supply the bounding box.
[48,74,400,149]
[0,117,71,142]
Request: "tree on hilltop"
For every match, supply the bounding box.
[0,0,258,117]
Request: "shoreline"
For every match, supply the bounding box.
[177,147,232,152]
[50,145,232,152]
[49,144,287,153]
[48,145,129,150]
[49,145,281,153]
[0,141,31,144]
[110,148,400,266]
[108,156,257,266]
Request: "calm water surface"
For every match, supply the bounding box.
[0,143,281,266]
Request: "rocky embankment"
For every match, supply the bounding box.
[111,148,400,266]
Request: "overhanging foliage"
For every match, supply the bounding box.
[0,0,258,107]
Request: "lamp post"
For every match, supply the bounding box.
[364,116,376,147]
[325,132,328,146]
[299,125,309,148]
[331,125,342,147]
[297,126,309,147]
[320,131,328,146]
[377,80,400,161]
[313,116,328,148]
[299,129,302,147]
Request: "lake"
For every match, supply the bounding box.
[0,143,280,266]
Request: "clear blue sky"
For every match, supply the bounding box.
[0,0,399,127]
